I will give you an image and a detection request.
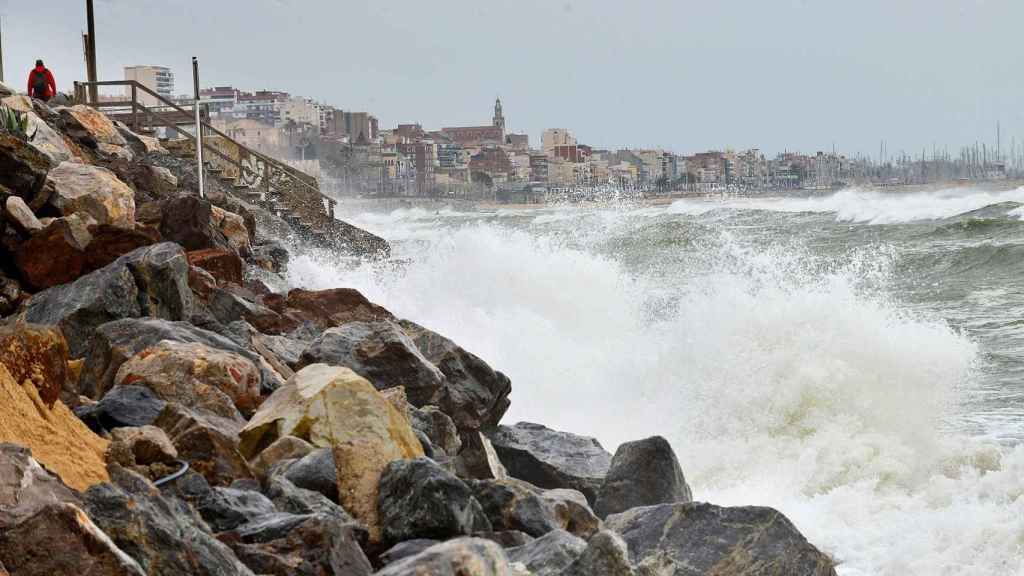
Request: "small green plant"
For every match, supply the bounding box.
[0,105,31,141]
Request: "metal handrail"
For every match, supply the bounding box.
[74,80,333,210]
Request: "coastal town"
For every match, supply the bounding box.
[113,65,1020,204]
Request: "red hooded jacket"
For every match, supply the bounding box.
[27,66,56,99]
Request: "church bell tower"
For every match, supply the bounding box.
[492,97,505,135]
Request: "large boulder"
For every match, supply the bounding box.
[265,475,355,522]
[563,530,635,576]
[0,323,68,407]
[410,405,462,458]
[46,161,135,227]
[401,320,511,431]
[378,457,491,546]
[0,131,51,200]
[106,425,178,469]
[83,466,256,576]
[153,403,253,487]
[195,486,277,533]
[0,502,147,576]
[542,488,602,540]
[296,320,445,406]
[506,529,587,576]
[468,478,561,538]
[594,436,692,519]
[283,287,392,330]
[605,502,837,576]
[0,99,74,164]
[76,385,167,432]
[488,422,612,505]
[218,512,372,576]
[113,340,261,418]
[210,205,251,255]
[79,317,279,402]
[455,431,508,481]
[23,243,194,358]
[238,364,423,542]
[0,365,109,491]
[374,538,517,576]
[247,435,313,478]
[188,248,243,285]
[58,105,128,147]
[158,195,231,252]
[0,443,80,528]
[280,447,339,502]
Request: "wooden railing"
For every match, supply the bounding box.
[72,80,336,224]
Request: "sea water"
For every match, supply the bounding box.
[288,187,1024,575]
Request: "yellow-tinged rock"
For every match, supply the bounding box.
[0,364,109,491]
[239,364,423,540]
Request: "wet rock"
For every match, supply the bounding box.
[114,340,260,418]
[46,161,135,227]
[83,466,256,576]
[468,478,560,538]
[562,529,634,576]
[379,539,440,566]
[374,538,516,576]
[239,364,423,542]
[542,488,601,539]
[251,241,289,273]
[188,248,243,285]
[80,317,279,402]
[488,422,612,505]
[0,323,68,408]
[281,447,339,502]
[594,435,692,519]
[0,443,80,528]
[107,425,178,468]
[378,457,491,546]
[411,405,462,457]
[455,431,508,480]
[23,243,194,357]
[196,487,276,533]
[474,530,534,549]
[248,435,313,478]
[211,205,251,255]
[0,131,51,200]
[58,105,128,147]
[154,403,253,487]
[284,287,392,330]
[605,502,838,576]
[0,502,147,576]
[265,475,355,522]
[400,320,512,431]
[0,365,110,491]
[219,513,372,576]
[80,385,167,432]
[4,195,42,234]
[158,195,231,252]
[506,529,586,576]
[297,320,445,406]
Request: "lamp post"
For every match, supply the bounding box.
[193,57,205,199]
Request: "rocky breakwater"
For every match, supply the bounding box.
[0,88,836,575]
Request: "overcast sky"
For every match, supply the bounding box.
[2,0,1020,157]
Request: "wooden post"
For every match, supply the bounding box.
[86,0,98,102]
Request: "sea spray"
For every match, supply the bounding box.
[288,195,1024,574]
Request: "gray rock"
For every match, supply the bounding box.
[79,317,281,401]
[605,502,837,576]
[468,478,561,538]
[473,530,535,549]
[594,436,692,519]
[563,530,635,576]
[400,319,512,431]
[264,475,355,523]
[297,320,445,406]
[506,529,586,576]
[379,539,440,566]
[221,513,372,576]
[4,195,42,234]
[77,385,168,433]
[378,457,491,546]
[282,447,338,503]
[374,538,516,576]
[260,334,307,368]
[488,422,612,505]
[542,488,602,539]
[196,487,276,533]
[0,443,80,529]
[83,466,256,576]
[23,243,194,358]
[455,431,508,480]
[410,405,462,457]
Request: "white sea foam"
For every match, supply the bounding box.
[287,202,1024,575]
[667,186,1024,224]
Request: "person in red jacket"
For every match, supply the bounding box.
[27,60,57,102]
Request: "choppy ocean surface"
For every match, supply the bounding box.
[289,187,1024,575]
